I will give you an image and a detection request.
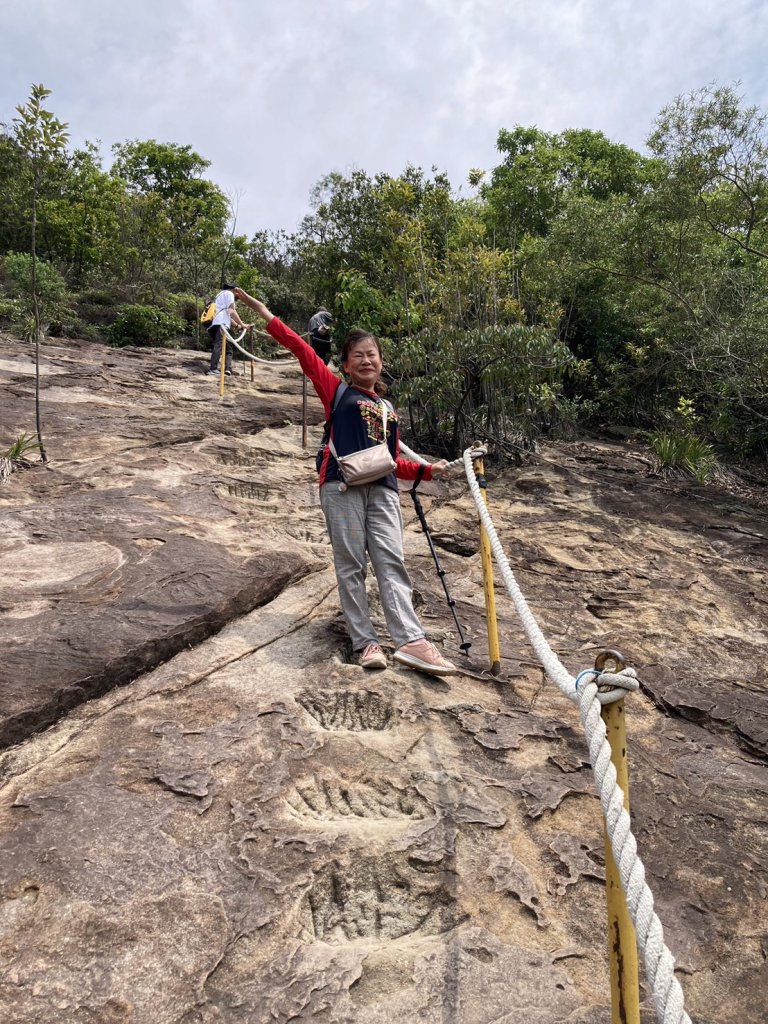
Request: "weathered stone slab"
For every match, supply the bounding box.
[0,530,312,747]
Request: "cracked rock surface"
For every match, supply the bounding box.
[1,333,767,1023]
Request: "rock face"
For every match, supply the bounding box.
[1,333,767,1024]
[0,339,319,747]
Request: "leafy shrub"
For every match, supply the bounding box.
[3,252,67,304]
[2,253,72,339]
[260,277,315,325]
[649,430,717,482]
[74,294,123,328]
[75,287,118,306]
[107,304,184,348]
[0,298,22,323]
[166,291,198,328]
[396,322,577,456]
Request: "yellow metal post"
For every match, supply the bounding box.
[597,650,640,1024]
[474,454,501,675]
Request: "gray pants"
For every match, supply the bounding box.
[320,483,425,651]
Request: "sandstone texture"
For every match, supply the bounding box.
[0,333,766,1023]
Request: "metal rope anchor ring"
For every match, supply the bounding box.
[594,648,626,674]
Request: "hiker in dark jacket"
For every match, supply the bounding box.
[308,308,334,365]
[234,288,455,677]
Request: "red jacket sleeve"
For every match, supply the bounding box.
[266,317,340,417]
[395,451,433,482]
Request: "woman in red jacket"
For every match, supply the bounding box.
[234,288,455,677]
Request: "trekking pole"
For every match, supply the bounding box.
[410,472,471,654]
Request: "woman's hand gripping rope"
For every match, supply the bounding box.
[398,440,471,473]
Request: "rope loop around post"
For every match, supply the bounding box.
[575,666,639,707]
[595,665,640,705]
[575,668,599,690]
[576,666,641,706]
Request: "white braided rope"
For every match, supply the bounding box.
[221,327,296,365]
[460,446,690,1024]
[398,440,464,471]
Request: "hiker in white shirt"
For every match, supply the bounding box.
[206,282,252,376]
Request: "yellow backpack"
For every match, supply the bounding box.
[200,300,216,325]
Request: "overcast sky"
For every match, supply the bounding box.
[3,0,766,237]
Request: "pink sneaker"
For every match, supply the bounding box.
[360,642,387,670]
[394,639,455,676]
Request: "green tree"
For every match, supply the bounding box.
[39,142,128,283]
[110,139,230,302]
[285,163,578,455]
[0,132,31,256]
[533,87,768,454]
[12,83,69,463]
[649,84,768,261]
[297,168,385,301]
[482,126,646,246]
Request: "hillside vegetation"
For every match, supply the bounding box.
[2,82,767,469]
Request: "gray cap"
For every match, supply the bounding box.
[311,310,334,328]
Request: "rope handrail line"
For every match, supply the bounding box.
[221,326,297,365]
[454,444,689,1024]
[399,440,464,471]
[398,435,689,1023]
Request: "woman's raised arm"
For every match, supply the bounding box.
[233,289,273,324]
[234,289,339,413]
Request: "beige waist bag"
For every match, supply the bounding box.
[329,401,397,491]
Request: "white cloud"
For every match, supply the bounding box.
[2,0,766,234]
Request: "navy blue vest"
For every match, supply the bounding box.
[318,382,398,490]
